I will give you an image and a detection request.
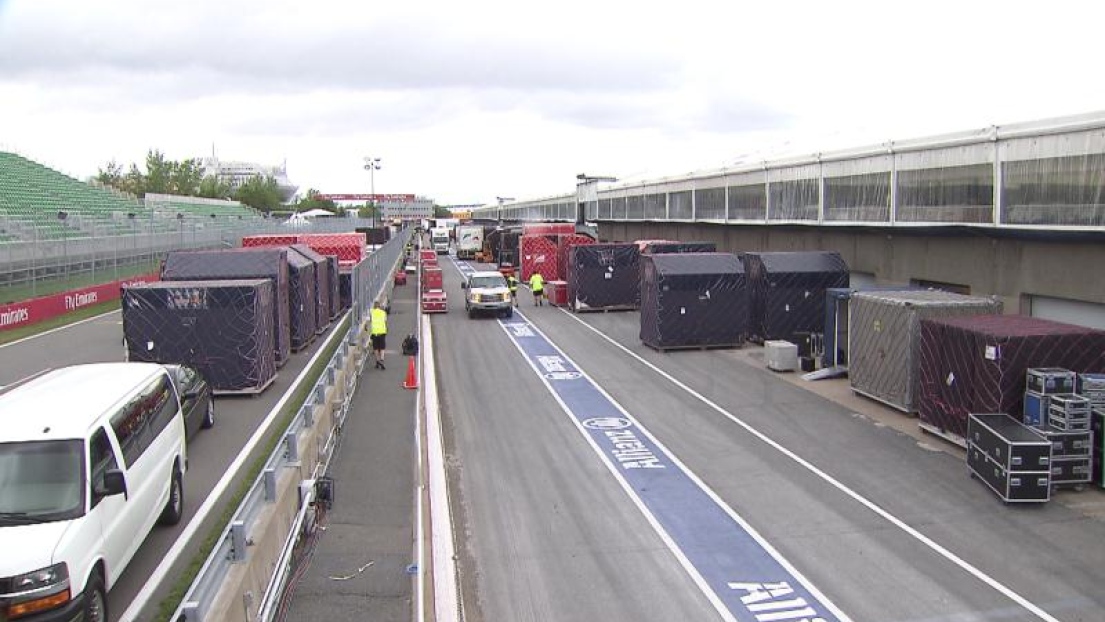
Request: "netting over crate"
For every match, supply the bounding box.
[919,314,1105,439]
[285,250,317,350]
[161,248,291,367]
[849,290,1003,413]
[640,253,746,350]
[290,244,332,333]
[567,243,640,311]
[122,279,276,393]
[743,251,849,343]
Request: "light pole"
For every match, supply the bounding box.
[364,156,381,229]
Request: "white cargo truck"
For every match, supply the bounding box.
[431,227,450,254]
[455,225,484,260]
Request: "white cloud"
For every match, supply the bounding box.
[1,0,1104,205]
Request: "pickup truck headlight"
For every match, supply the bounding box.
[3,563,71,619]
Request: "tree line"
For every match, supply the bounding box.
[95,150,337,214]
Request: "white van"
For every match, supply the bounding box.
[0,363,187,622]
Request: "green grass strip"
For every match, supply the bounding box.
[153,313,353,621]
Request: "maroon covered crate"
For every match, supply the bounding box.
[242,234,299,248]
[521,235,559,282]
[297,233,366,268]
[919,314,1105,440]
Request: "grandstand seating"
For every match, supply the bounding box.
[0,151,149,240]
[0,152,263,242]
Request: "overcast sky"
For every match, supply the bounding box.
[1,0,1103,206]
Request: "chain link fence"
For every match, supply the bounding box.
[0,217,386,303]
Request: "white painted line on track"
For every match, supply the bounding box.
[560,309,1064,622]
[0,308,120,349]
[424,311,460,621]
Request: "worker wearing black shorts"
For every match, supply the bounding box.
[370,301,388,369]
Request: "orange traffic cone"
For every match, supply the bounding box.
[402,355,418,390]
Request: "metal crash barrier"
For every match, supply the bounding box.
[172,228,413,622]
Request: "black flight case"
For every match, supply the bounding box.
[967,413,1052,503]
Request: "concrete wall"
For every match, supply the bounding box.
[599,222,1105,312]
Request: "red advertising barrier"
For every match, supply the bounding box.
[0,273,160,333]
[242,234,299,247]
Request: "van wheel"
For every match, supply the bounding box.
[83,571,107,622]
[202,400,215,429]
[159,468,184,526]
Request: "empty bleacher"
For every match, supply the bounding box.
[0,151,149,241]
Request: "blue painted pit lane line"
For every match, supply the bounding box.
[496,312,851,622]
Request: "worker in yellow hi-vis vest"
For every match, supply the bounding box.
[370,301,388,370]
[529,271,545,306]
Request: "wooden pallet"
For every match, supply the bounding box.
[918,421,968,450]
[213,373,277,397]
[643,342,743,353]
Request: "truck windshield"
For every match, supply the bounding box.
[470,276,506,289]
[0,440,85,523]
[432,236,448,243]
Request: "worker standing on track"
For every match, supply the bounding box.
[507,273,519,306]
[529,271,545,306]
[371,300,388,370]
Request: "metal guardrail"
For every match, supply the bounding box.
[172,228,412,622]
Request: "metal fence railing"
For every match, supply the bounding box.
[0,217,387,301]
[169,228,411,622]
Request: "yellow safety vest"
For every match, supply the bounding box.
[370,307,388,336]
[507,276,518,292]
[529,273,544,291]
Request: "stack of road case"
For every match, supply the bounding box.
[919,315,1105,442]
[1078,373,1105,408]
[521,234,560,282]
[284,250,317,351]
[640,253,746,351]
[1092,409,1105,488]
[1021,368,1094,489]
[967,413,1052,503]
[743,251,849,344]
[122,279,277,394]
[1023,368,1077,427]
[849,290,1002,413]
[567,243,640,312]
[162,248,292,368]
[546,281,569,307]
[290,244,332,333]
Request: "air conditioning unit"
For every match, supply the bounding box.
[764,340,798,372]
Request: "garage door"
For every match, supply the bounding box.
[1028,295,1105,330]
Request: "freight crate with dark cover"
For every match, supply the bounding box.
[640,253,746,350]
[290,244,332,332]
[743,251,849,343]
[849,290,1002,413]
[284,249,317,351]
[161,248,292,367]
[1092,409,1105,488]
[641,241,717,254]
[919,314,1105,440]
[122,279,277,394]
[567,243,640,312]
[325,256,341,317]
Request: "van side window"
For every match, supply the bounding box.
[110,373,178,468]
[89,428,119,509]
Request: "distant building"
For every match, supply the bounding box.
[380,196,434,221]
[197,156,298,202]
